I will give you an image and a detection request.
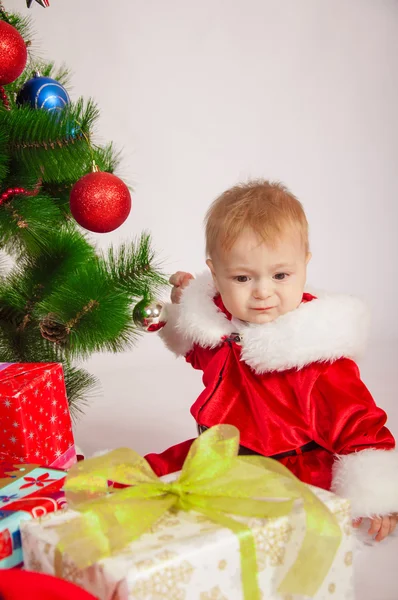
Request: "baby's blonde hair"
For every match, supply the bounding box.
[205,179,309,257]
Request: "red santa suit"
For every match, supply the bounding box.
[145,273,398,519]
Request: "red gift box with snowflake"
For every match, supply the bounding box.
[0,363,76,470]
[0,459,66,569]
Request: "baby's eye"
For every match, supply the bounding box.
[274,273,288,281]
[234,276,249,283]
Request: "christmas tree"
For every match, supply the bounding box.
[0,4,166,417]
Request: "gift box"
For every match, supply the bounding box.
[20,426,354,600]
[0,363,76,469]
[21,486,353,600]
[0,459,66,568]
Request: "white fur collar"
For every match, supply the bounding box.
[177,272,370,373]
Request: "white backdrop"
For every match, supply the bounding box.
[5,1,398,595]
[6,0,398,440]
[7,0,398,445]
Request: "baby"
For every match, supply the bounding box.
[146,180,398,541]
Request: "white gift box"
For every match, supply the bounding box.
[21,478,354,600]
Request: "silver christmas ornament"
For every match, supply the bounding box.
[133,301,163,331]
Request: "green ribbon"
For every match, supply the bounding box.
[58,425,342,599]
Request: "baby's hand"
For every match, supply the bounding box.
[169,271,194,304]
[353,515,397,542]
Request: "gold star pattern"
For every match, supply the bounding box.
[131,550,194,599]
[218,559,227,570]
[119,542,164,559]
[135,558,158,571]
[344,551,353,567]
[44,542,53,556]
[194,513,218,532]
[200,586,229,600]
[195,514,210,524]
[251,519,293,570]
[330,500,352,536]
[26,549,44,572]
[149,512,181,533]
[58,557,83,586]
[328,583,336,594]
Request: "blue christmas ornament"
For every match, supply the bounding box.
[17,73,70,113]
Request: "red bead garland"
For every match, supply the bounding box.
[0,181,41,206]
[0,86,10,110]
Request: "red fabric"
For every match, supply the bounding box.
[147,321,166,332]
[145,438,195,477]
[0,363,75,469]
[146,295,395,490]
[0,569,96,600]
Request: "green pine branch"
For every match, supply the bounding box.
[0,125,9,184]
[36,261,135,359]
[103,232,167,299]
[62,365,98,420]
[0,6,168,413]
[1,226,96,313]
[0,193,63,256]
[2,98,102,184]
[0,5,34,42]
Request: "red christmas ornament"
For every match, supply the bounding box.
[69,170,132,233]
[0,21,28,86]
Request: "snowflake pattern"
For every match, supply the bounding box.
[60,558,84,585]
[131,550,194,600]
[328,499,351,536]
[149,512,181,533]
[200,586,228,600]
[26,549,44,573]
[251,518,294,570]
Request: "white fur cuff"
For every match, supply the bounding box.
[158,303,193,357]
[332,448,398,519]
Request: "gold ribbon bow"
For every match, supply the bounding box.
[58,425,342,599]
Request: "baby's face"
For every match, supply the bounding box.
[207,227,310,324]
